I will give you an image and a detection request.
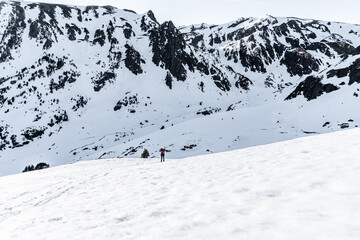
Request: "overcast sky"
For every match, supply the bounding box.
[23,0,360,26]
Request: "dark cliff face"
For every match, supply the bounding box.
[124,44,145,75]
[280,49,320,77]
[149,21,197,81]
[0,1,26,62]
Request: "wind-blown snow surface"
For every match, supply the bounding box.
[1,128,360,240]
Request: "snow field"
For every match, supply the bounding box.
[1,128,360,239]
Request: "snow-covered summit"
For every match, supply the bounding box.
[1,128,360,239]
[0,1,360,176]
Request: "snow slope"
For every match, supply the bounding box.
[1,128,360,239]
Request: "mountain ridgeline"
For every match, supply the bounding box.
[0,1,360,175]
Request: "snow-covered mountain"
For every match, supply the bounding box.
[1,1,360,176]
[1,128,360,239]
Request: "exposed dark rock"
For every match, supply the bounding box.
[105,20,115,41]
[238,39,267,73]
[53,110,69,124]
[123,22,134,39]
[196,61,209,75]
[285,36,301,48]
[10,135,29,148]
[307,42,332,57]
[83,6,99,18]
[92,71,116,92]
[281,49,320,76]
[76,9,83,22]
[102,6,116,15]
[26,3,67,49]
[303,131,317,134]
[197,107,221,115]
[123,9,137,14]
[149,21,196,81]
[0,125,10,150]
[227,25,257,41]
[29,21,39,39]
[71,96,88,111]
[274,22,290,37]
[198,81,205,92]
[287,20,305,34]
[114,95,138,111]
[273,43,285,58]
[50,70,80,93]
[326,41,355,56]
[210,66,231,91]
[0,2,26,63]
[327,58,360,85]
[181,144,197,151]
[304,20,330,33]
[322,122,330,127]
[235,74,253,90]
[65,23,81,41]
[209,33,222,45]
[191,35,204,47]
[140,11,158,32]
[228,18,250,29]
[22,127,46,141]
[43,39,53,49]
[121,145,141,157]
[57,4,72,18]
[93,29,106,46]
[108,50,122,70]
[286,76,339,101]
[327,68,349,79]
[339,123,349,129]
[146,10,157,23]
[124,44,144,75]
[165,72,173,89]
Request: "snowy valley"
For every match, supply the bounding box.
[0,1,360,176]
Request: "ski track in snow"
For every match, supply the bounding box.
[1,128,360,239]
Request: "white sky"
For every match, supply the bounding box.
[22,0,360,26]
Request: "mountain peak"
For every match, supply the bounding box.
[146,10,158,23]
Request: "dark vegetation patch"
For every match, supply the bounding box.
[23,162,50,173]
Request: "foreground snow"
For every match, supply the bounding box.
[1,128,360,239]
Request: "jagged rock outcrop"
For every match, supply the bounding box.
[149,21,196,81]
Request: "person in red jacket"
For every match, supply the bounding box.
[159,147,166,162]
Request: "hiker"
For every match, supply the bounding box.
[159,147,165,162]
